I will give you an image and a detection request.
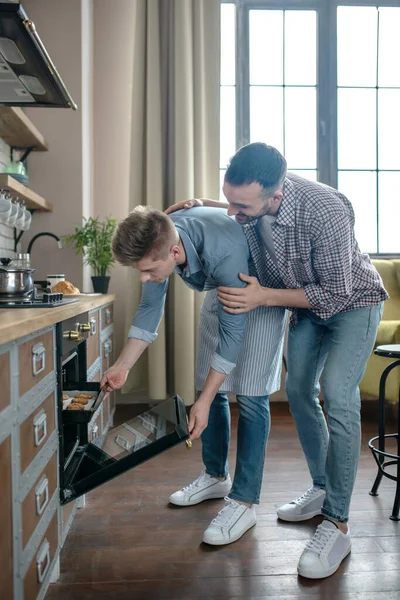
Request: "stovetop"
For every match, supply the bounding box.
[0,293,79,308]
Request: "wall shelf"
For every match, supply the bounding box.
[0,107,48,151]
[0,175,52,212]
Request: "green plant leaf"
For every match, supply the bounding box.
[62,216,117,276]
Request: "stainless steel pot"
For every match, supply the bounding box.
[0,258,35,296]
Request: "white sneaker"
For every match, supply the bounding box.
[297,520,351,579]
[277,487,326,522]
[169,471,232,506]
[202,497,257,546]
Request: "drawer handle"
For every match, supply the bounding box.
[90,317,97,335]
[105,308,111,324]
[115,434,131,451]
[33,409,47,447]
[35,475,49,516]
[36,538,50,584]
[91,423,99,439]
[32,342,46,376]
[104,340,112,358]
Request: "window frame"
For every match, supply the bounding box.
[222,0,400,257]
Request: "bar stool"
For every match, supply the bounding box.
[368,344,400,521]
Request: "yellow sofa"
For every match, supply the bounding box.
[359,259,400,404]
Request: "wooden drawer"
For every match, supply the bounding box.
[18,331,54,397]
[101,303,113,330]
[61,499,76,534]
[86,310,99,369]
[0,350,10,413]
[0,436,13,600]
[20,392,56,474]
[23,511,58,600]
[21,452,58,549]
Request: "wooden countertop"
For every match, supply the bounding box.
[0,294,116,345]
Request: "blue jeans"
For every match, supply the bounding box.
[286,304,383,522]
[201,393,270,505]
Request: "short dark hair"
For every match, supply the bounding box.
[225,142,287,196]
[112,206,176,265]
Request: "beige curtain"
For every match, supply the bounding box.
[123,0,220,404]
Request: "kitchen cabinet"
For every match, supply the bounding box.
[0,295,188,600]
[0,296,116,600]
[86,309,100,372]
[0,435,13,600]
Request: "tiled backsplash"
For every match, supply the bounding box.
[0,137,15,257]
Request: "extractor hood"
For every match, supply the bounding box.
[0,2,77,108]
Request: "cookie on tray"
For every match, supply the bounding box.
[62,394,70,401]
[73,396,89,405]
[67,403,85,411]
[75,393,93,399]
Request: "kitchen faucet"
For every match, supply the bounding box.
[27,232,63,255]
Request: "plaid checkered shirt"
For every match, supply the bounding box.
[243,173,388,327]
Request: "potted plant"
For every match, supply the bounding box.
[63,216,117,293]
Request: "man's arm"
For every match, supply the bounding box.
[101,280,168,392]
[190,249,249,438]
[165,198,228,215]
[218,274,312,313]
[218,212,355,314]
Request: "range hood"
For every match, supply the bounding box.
[0,2,77,108]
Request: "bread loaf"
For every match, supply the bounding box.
[52,280,80,294]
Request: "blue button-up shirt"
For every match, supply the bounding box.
[128,207,250,374]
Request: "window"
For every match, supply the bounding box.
[220,1,400,255]
[249,9,317,181]
[220,2,236,193]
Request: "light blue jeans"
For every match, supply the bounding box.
[286,304,384,522]
[201,392,270,505]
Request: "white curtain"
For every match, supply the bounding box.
[123,0,221,404]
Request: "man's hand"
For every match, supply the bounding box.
[217,273,266,314]
[188,398,211,440]
[165,198,203,215]
[100,364,129,396]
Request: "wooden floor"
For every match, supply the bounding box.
[46,402,400,600]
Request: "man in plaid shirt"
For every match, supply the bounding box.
[171,142,387,579]
[214,143,387,579]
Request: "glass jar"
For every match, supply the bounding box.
[12,253,31,268]
[47,274,65,290]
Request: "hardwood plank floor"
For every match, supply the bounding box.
[46,402,400,600]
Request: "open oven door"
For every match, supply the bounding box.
[61,394,189,504]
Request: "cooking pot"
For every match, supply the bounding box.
[0,258,35,296]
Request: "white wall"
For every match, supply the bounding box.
[92,0,137,361]
[0,138,15,258]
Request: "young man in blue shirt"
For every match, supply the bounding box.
[102,204,286,546]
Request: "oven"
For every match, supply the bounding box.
[56,316,189,505]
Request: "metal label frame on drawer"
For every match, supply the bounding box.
[4,325,59,600]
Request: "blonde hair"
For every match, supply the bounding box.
[112,206,177,265]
